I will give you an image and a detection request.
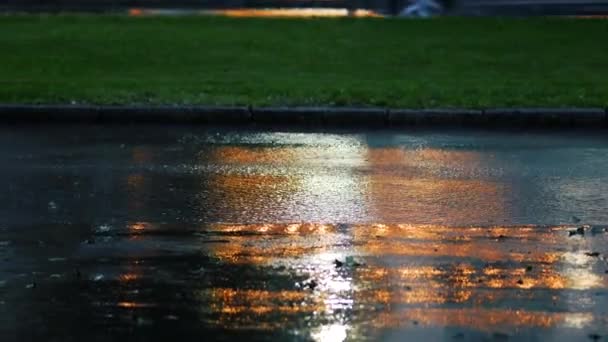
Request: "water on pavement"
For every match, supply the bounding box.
[0,126,607,341]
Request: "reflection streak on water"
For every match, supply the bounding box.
[373,308,595,329]
[205,137,369,223]
[104,134,608,338]
[170,223,608,335]
[365,147,507,224]
[202,142,514,224]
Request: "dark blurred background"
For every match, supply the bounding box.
[2,0,608,16]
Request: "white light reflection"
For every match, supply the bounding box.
[287,135,369,223]
[307,252,354,294]
[312,323,349,342]
[303,252,355,340]
[563,313,594,329]
[561,252,602,290]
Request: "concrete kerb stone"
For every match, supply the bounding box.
[251,107,324,125]
[252,107,388,126]
[98,106,251,124]
[0,104,100,123]
[0,105,607,127]
[0,105,253,124]
[98,106,171,123]
[320,107,388,126]
[483,108,606,127]
[190,106,251,124]
[388,109,484,126]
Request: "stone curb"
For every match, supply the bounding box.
[251,107,324,125]
[0,104,606,128]
[321,107,388,126]
[482,108,606,127]
[0,105,251,124]
[98,106,251,124]
[388,109,484,126]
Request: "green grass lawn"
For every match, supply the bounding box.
[0,15,607,107]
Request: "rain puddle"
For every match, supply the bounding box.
[1,126,607,340]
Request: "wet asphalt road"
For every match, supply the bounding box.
[0,126,607,341]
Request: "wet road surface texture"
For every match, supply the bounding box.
[1,126,607,341]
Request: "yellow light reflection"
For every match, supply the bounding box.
[128,7,382,18]
[211,8,381,18]
[202,224,339,264]
[116,301,155,309]
[196,222,606,334]
[128,222,150,231]
[205,137,368,223]
[194,141,607,334]
[364,148,508,224]
[202,288,324,319]
[119,273,139,282]
[374,308,594,330]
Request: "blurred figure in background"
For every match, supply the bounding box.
[400,0,452,17]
